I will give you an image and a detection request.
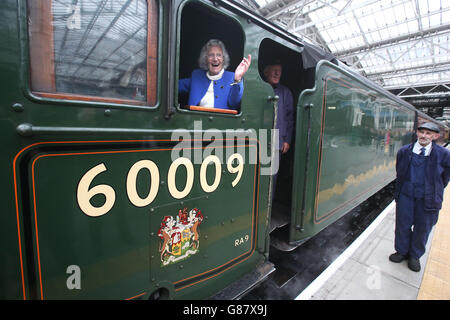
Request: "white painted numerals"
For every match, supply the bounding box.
[167,157,194,199]
[200,155,222,193]
[77,163,116,217]
[77,153,245,217]
[227,153,244,187]
[126,160,160,207]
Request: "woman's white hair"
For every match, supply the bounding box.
[198,39,230,70]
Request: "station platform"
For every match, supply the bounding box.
[296,185,450,300]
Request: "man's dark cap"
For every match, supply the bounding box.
[418,122,440,133]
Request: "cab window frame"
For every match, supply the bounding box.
[26,0,159,109]
[175,0,246,116]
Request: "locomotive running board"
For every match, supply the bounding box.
[209,261,275,300]
[270,224,310,252]
[270,235,310,252]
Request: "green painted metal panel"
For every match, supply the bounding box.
[1,0,276,299]
[291,61,416,243]
[14,140,259,299]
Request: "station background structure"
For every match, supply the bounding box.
[234,0,450,121]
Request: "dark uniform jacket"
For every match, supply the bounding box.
[273,84,294,150]
[395,141,450,212]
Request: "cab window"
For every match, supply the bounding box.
[177,2,245,114]
[28,0,158,106]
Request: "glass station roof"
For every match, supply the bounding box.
[235,0,450,99]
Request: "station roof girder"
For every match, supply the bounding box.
[233,0,450,113]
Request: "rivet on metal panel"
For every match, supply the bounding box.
[16,123,32,136]
[12,103,24,112]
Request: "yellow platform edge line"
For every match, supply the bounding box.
[417,184,450,300]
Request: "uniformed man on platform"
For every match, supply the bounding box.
[389,122,450,272]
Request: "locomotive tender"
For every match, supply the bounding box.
[1,0,446,299]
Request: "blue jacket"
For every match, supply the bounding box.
[179,69,243,110]
[395,141,450,212]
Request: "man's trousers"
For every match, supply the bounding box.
[395,194,439,259]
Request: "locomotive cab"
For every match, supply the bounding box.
[256,39,315,250]
[174,1,328,254]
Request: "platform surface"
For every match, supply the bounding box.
[297,185,450,300]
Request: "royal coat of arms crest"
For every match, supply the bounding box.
[157,207,204,266]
